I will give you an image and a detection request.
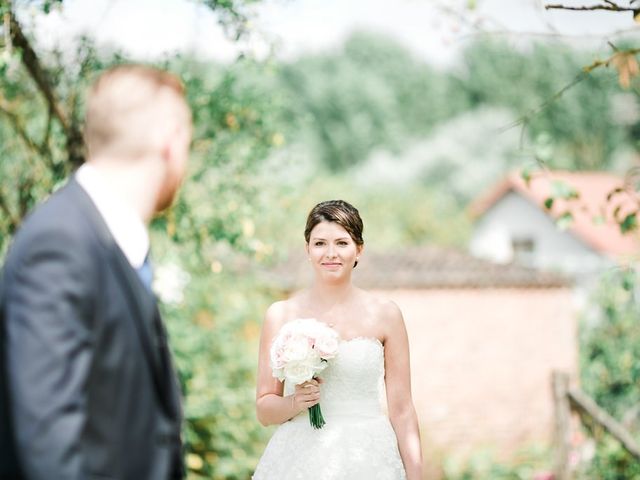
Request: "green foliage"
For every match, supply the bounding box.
[198,0,261,34]
[264,33,635,181]
[0,63,69,249]
[159,57,287,261]
[148,58,287,478]
[443,446,552,480]
[578,269,640,479]
[160,269,274,480]
[619,213,637,234]
[0,37,119,254]
[255,175,472,255]
[458,40,629,170]
[578,436,640,480]
[580,270,640,416]
[275,31,465,171]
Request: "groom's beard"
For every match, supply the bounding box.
[156,168,183,213]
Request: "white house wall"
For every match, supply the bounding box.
[470,191,610,275]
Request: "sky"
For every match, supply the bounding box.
[29,0,639,67]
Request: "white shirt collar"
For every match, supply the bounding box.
[75,163,149,269]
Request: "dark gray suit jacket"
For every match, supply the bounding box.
[0,178,183,480]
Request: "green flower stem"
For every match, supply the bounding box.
[308,403,325,429]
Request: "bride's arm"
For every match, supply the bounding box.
[255,302,320,426]
[383,301,424,480]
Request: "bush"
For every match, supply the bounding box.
[442,445,552,480]
[577,269,640,479]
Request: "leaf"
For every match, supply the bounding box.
[551,180,579,200]
[556,211,574,230]
[521,167,532,186]
[620,213,637,234]
[613,205,622,221]
[186,453,204,471]
[544,197,554,210]
[621,269,636,291]
[606,187,624,202]
[610,51,640,89]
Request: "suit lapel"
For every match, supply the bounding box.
[66,178,179,419]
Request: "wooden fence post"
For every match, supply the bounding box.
[552,371,571,480]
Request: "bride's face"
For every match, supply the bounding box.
[306,221,361,281]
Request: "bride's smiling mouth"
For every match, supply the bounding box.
[321,262,342,268]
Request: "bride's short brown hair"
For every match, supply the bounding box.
[304,200,364,266]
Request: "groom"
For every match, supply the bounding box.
[0,65,192,479]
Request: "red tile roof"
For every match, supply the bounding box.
[470,170,640,258]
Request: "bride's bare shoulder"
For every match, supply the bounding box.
[358,289,399,312]
[264,291,309,327]
[358,290,404,326]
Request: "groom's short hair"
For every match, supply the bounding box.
[84,64,191,160]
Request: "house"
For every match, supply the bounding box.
[265,247,575,462]
[469,171,640,277]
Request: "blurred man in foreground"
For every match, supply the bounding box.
[0,64,192,480]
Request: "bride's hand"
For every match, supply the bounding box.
[292,378,322,412]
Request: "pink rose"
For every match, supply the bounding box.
[314,334,339,359]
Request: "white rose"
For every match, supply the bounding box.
[303,351,325,371]
[281,334,312,363]
[283,362,315,385]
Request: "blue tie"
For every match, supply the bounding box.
[137,254,153,292]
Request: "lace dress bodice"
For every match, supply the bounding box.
[254,338,407,480]
[285,337,386,420]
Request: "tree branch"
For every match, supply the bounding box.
[545,3,635,11]
[5,8,68,132]
[582,47,640,73]
[17,175,33,220]
[4,4,84,166]
[0,95,48,158]
[499,71,589,133]
[0,188,18,232]
[40,104,53,153]
[457,26,640,41]
[501,45,640,133]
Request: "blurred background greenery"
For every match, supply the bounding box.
[1,0,639,478]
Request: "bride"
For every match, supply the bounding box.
[253,200,423,479]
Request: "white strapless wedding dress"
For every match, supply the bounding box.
[253,337,407,479]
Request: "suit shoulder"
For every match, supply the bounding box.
[4,184,93,269]
[13,183,90,243]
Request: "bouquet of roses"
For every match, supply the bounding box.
[270,318,340,429]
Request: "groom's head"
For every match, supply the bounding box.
[84,64,192,212]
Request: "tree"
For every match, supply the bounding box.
[578,269,640,479]
[0,0,259,249]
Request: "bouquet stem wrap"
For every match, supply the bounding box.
[308,389,325,429]
[270,319,340,430]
